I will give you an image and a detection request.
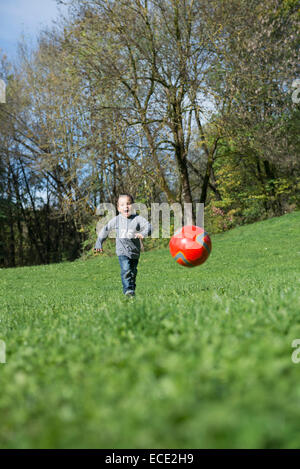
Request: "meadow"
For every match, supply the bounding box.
[0,211,300,449]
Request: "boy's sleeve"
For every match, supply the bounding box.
[94,217,117,249]
[139,216,152,238]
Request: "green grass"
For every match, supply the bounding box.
[0,211,300,449]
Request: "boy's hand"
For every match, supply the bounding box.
[135,233,144,239]
[94,248,103,254]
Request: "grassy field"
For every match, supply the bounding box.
[0,211,300,449]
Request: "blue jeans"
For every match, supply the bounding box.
[118,256,139,295]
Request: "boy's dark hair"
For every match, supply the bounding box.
[117,194,134,204]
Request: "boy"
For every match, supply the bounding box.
[94,194,152,298]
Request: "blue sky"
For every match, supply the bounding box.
[0,0,68,60]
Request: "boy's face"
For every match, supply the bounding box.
[118,196,133,218]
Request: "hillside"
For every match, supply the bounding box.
[0,211,300,448]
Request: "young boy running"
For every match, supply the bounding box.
[94,194,152,298]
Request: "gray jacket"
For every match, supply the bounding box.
[95,214,152,259]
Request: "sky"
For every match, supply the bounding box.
[0,0,68,61]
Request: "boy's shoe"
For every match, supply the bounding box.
[125,290,135,299]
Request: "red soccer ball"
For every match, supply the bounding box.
[169,225,212,267]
